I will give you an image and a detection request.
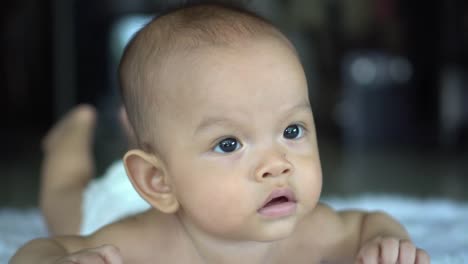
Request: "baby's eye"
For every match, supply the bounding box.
[283,124,304,139]
[213,137,241,153]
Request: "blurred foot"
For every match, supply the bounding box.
[40,104,96,235]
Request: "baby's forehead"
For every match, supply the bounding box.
[142,32,290,81]
[152,37,294,86]
[151,42,304,104]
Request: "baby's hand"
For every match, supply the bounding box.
[54,245,123,264]
[355,237,430,264]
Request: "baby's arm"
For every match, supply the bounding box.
[354,211,430,263]
[10,211,152,264]
[9,212,151,264]
[10,236,123,264]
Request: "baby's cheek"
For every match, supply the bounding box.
[296,161,322,208]
[184,182,251,234]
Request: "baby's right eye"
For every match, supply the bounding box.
[213,137,241,153]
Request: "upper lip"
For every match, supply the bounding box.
[260,188,297,209]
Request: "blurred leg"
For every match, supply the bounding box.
[39,104,96,235]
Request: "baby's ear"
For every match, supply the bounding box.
[123,149,179,214]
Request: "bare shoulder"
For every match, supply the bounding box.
[51,209,170,262]
[303,202,367,232]
[288,202,368,262]
[87,209,170,261]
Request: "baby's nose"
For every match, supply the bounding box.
[254,151,294,182]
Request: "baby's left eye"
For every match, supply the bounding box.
[283,124,304,139]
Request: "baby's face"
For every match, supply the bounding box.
[150,36,322,242]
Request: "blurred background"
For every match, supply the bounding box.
[1,0,468,207]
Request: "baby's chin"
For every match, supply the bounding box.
[256,214,305,242]
[253,222,299,242]
[192,215,299,242]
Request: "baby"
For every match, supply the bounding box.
[12,3,430,264]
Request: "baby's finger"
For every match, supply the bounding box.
[58,253,106,264]
[415,248,430,264]
[379,237,399,263]
[89,245,123,264]
[356,244,379,264]
[398,240,416,264]
[57,245,122,264]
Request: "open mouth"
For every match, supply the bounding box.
[263,196,291,208]
[258,189,297,218]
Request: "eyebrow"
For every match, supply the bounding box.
[194,101,311,135]
[282,101,312,116]
[194,116,236,136]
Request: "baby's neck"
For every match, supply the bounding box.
[174,214,282,264]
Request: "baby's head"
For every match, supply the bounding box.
[120,3,322,242]
[120,2,292,150]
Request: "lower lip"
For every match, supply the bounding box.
[257,202,297,218]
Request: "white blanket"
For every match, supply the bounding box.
[1,161,467,263]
